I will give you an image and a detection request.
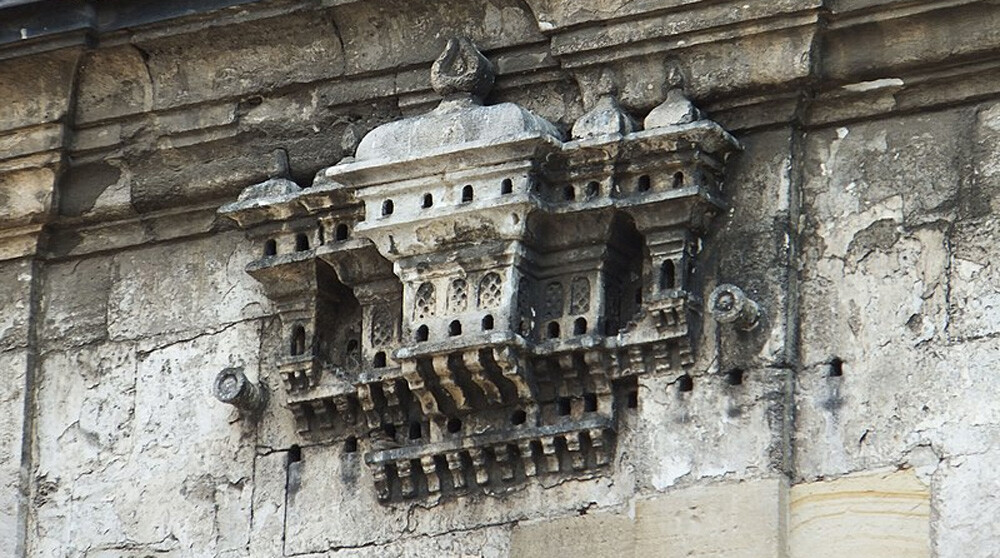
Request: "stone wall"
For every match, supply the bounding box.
[1,0,998,556]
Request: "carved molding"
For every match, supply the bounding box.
[220,38,739,503]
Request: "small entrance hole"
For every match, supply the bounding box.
[373,351,387,368]
[344,436,358,453]
[511,409,527,425]
[563,185,576,201]
[448,320,462,336]
[501,178,513,195]
[446,417,462,433]
[584,393,598,412]
[287,445,302,465]
[829,358,844,377]
[481,314,495,331]
[627,390,639,409]
[264,239,277,256]
[408,421,422,440]
[677,374,693,393]
[381,199,394,216]
[585,181,600,198]
[637,175,651,192]
[573,317,588,335]
[461,185,474,203]
[556,397,572,416]
[672,171,684,189]
[295,233,310,251]
[290,325,306,356]
[335,223,348,241]
[422,193,434,208]
[660,260,676,290]
[547,321,561,339]
[726,368,744,386]
[415,325,429,342]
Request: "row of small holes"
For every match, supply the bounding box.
[556,393,600,415]
[413,315,496,342]
[381,179,517,218]
[546,317,588,339]
[263,224,350,257]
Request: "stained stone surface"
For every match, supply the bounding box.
[0,0,999,556]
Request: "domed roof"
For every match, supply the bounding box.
[353,37,560,161]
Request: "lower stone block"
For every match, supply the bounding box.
[634,478,787,558]
[789,469,931,558]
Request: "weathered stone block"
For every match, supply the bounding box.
[31,324,259,556]
[633,478,787,558]
[0,167,55,227]
[39,255,113,348]
[106,231,272,340]
[511,510,634,558]
[0,349,27,554]
[789,469,930,558]
[75,46,153,124]
[0,259,34,352]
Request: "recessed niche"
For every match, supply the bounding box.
[381,199,394,216]
[335,223,349,241]
[637,175,651,192]
[415,325,429,342]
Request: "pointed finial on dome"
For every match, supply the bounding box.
[431,37,495,104]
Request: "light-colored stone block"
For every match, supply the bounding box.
[789,469,930,558]
[511,510,634,558]
[635,478,787,558]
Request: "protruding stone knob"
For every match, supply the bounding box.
[214,367,267,413]
[431,37,495,102]
[709,284,761,331]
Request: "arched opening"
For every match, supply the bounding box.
[461,185,474,203]
[381,199,394,216]
[660,260,676,290]
[562,185,576,201]
[335,223,348,241]
[501,178,513,194]
[547,321,560,339]
[295,232,310,251]
[584,393,598,412]
[290,325,306,356]
[637,174,651,192]
[317,227,325,245]
[481,314,495,330]
[585,181,600,198]
[373,351,387,368]
[672,171,684,189]
[422,193,434,208]
[264,239,277,256]
[448,320,462,336]
[573,317,588,335]
[415,325,428,342]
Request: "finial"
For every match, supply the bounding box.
[431,37,495,103]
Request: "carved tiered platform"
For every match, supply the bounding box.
[220,37,739,503]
